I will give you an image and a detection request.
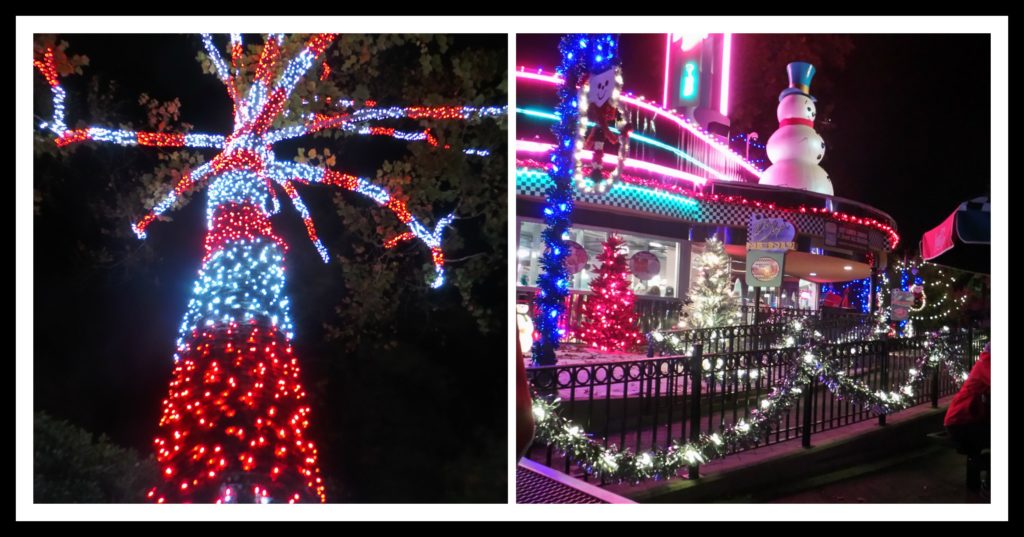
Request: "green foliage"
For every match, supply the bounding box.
[33,36,206,278]
[34,411,160,503]
[295,35,507,351]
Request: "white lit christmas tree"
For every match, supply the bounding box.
[680,235,740,329]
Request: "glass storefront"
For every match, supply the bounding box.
[517,220,680,297]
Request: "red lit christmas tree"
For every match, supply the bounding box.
[579,235,643,352]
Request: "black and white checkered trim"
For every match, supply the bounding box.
[517,168,892,251]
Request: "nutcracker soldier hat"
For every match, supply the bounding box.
[779,61,817,102]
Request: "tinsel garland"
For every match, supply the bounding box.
[531,34,620,366]
[532,320,971,483]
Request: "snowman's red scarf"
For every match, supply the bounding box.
[779,117,815,128]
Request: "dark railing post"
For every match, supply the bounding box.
[967,325,975,366]
[647,333,655,358]
[802,375,815,448]
[878,337,889,427]
[688,343,704,479]
[753,287,762,325]
[801,331,814,448]
[931,366,940,408]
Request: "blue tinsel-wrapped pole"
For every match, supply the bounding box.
[531,34,619,366]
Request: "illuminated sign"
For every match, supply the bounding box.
[662,33,732,116]
[681,61,699,99]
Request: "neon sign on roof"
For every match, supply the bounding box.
[662,34,732,117]
[671,33,709,51]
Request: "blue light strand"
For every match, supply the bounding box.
[531,33,619,366]
[821,277,871,313]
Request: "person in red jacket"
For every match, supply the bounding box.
[944,343,990,491]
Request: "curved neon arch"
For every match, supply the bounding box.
[516,106,729,182]
[516,140,708,187]
[516,67,763,179]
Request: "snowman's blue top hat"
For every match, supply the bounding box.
[779,61,817,102]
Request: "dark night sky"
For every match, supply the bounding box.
[516,34,991,272]
[34,34,507,501]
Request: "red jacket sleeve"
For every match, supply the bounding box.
[944,351,990,427]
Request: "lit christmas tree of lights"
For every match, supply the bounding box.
[578,235,643,352]
[34,34,504,503]
[679,235,740,329]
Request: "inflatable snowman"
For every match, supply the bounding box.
[759,62,834,196]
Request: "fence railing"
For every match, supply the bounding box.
[647,314,872,357]
[517,288,682,344]
[526,326,983,482]
[517,286,870,349]
[738,305,869,326]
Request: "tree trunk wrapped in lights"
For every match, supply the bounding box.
[149,209,325,503]
[680,235,740,329]
[578,235,643,352]
[34,34,504,503]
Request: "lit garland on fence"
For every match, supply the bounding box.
[35,34,503,503]
[532,352,811,483]
[534,319,971,483]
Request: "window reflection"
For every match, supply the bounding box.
[517,221,679,297]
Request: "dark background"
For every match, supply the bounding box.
[517,34,991,273]
[33,34,507,502]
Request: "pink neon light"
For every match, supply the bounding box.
[516,68,763,179]
[516,70,562,85]
[515,140,707,187]
[720,33,732,117]
[663,33,671,108]
[671,33,708,52]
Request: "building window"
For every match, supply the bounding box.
[516,220,680,297]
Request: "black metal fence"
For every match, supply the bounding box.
[647,314,872,357]
[527,326,983,482]
[516,288,683,344]
[738,305,870,327]
[516,286,872,350]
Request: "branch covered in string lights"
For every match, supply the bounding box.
[35,36,503,287]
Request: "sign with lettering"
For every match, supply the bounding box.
[747,214,796,252]
[824,221,875,250]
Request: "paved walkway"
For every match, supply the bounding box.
[748,445,988,504]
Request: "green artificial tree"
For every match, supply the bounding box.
[680,235,740,329]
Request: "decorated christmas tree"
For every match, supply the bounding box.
[579,235,643,352]
[680,235,740,329]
